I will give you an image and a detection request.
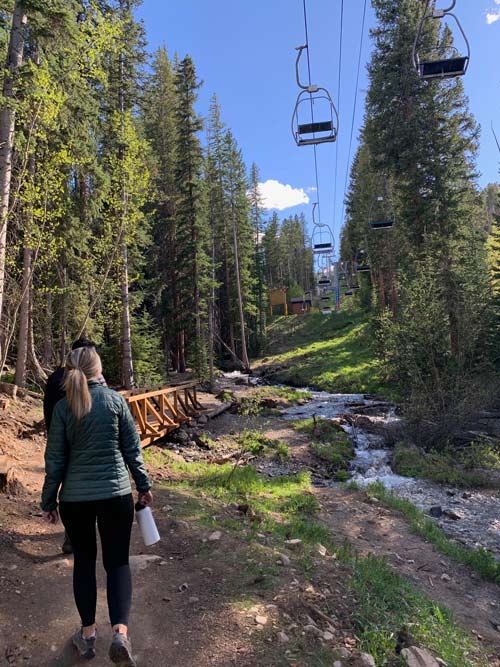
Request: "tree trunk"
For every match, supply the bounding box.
[27,293,47,384]
[232,213,250,371]
[121,239,134,389]
[14,246,32,387]
[60,266,67,364]
[0,3,27,361]
[117,11,134,389]
[43,292,53,366]
[208,231,216,390]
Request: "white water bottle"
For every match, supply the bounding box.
[135,502,160,546]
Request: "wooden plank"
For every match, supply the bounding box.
[178,392,195,417]
[122,381,203,447]
[144,397,166,428]
[131,403,147,434]
[125,382,198,404]
[161,395,179,425]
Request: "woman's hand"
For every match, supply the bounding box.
[43,510,59,525]
[138,490,153,507]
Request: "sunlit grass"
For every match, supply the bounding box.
[258,311,395,397]
[152,456,488,666]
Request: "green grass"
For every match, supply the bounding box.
[236,430,290,461]
[258,311,395,397]
[392,443,488,488]
[153,456,489,666]
[294,417,355,476]
[341,547,487,667]
[366,482,500,584]
[238,385,312,416]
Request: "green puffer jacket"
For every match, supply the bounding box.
[41,381,151,512]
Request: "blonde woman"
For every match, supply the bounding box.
[41,347,152,666]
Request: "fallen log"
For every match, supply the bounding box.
[206,402,234,420]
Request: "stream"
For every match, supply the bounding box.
[281,389,500,560]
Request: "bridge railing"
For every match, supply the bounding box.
[121,381,204,446]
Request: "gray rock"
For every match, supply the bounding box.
[129,555,162,573]
[401,646,441,667]
[429,506,443,518]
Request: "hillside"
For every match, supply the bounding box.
[255,311,393,397]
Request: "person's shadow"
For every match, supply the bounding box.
[48,639,87,666]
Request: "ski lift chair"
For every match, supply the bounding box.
[413,1,470,80]
[369,196,395,230]
[311,203,335,254]
[292,45,339,147]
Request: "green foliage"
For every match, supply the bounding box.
[345,551,486,666]
[366,482,500,584]
[338,0,494,450]
[462,439,500,471]
[392,443,487,488]
[294,418,354,475]
[131,311,165,388]
[236,430,289,461]
[261,311,394,396]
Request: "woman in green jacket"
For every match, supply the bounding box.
[41,346,152,666]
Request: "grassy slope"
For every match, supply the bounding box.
[144,449,489,666]
[256,311,394,397]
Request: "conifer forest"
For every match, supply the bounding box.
[0,0,498,444]
[2,2,500,666]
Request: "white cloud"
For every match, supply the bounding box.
[487,0,500,24]
[257,179,309,211]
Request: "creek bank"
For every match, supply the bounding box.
[278,389,500,560]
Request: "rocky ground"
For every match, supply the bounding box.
[0,378,499,667]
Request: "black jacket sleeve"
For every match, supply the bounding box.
[118,395,151,493]
[43,368,66,431]
[41,402,68,511]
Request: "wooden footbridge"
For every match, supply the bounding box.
[121,381,205,446]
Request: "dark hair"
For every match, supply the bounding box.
[71,337,96,351]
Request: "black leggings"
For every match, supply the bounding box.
[59,494,134,628]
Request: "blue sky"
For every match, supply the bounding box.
[136,1,500,249]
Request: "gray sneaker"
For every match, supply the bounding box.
[72,629,96,660]
[109,633,136,667]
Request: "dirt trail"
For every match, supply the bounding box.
[1,388,500,666]
[1,395,356,667]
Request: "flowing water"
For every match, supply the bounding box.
[281,389,500,559]
[222,372,500,557]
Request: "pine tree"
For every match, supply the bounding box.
[173,55,206,374]
[143,46,178,373]
[248,162,266,349]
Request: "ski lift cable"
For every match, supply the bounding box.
[332,0,345,237]
[302,0,322,219]
[340,0,368,229]
[492,122,500,155]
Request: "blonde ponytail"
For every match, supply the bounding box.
[63,347,103,420]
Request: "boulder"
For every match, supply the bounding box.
[352,654,376,667]
[401,646,441,667]
[429,506,443,518]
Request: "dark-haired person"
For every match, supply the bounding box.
[43,338,105,554]
[41,346,151,665]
